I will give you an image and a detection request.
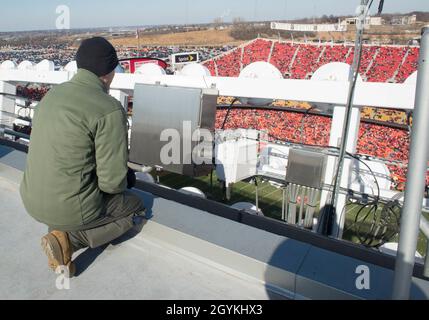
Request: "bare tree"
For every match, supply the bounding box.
[213,17,223,30]
[232,17,246,25]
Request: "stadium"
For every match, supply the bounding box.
[1,0,429,301]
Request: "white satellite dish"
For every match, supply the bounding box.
[258,144,289,178]
[36,59,55,72]
[404,71,418,85]
[350,159,392,193]
[135,63,166,76]
[231,202,265,216]
[64,61,78,72]
[238,62,283,106]
[0,60,17,70]
[136,172,155,184]
[179,63,212,77]
[312,62,363,83]
[179,187,206,199]
[17,61,34,70]
[311,62,363,113]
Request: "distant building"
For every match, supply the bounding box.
[368,16,383,26]
[391,15,417,25]
[271,22,347,33]
[340,16,383,27]
[111,32,130,38]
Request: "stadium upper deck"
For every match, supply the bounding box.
[203,38,419,83]
[1,37,421,191]
[0,38,420,84]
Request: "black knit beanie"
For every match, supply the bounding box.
[76,37,119,77]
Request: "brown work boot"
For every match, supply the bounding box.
[41,231,76,277]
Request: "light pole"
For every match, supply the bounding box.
[392,26,429,300]
[330,0,371,238]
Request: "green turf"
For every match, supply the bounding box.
[153,171,428,256]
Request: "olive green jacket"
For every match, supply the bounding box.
[20,69,128,231]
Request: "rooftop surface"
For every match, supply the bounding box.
[0,162,273,300]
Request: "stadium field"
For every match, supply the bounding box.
[154,171,428,256]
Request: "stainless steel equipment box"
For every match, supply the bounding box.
[129,84,218,177]
[285,149,327,189]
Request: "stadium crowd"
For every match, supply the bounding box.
[0,44,234,69]
[215,108,413,190]
[270,42,296,76]
[214,48,242,77]
[0,44,75,68]
[242,39,272,67]
[116,45,234,63]
[2,39,419,84]
[204,39,419,83]
[396,47,419,83]
[1,38,423,190]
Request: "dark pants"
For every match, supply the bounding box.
[52,191,145,251]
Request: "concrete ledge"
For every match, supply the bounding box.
[136,220,294,299]
[1,143,428,299]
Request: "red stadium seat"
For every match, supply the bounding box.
[207,39,418,83]
[215,108,412,191]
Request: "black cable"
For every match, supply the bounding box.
[267,127,402,246]
[267,132,338,151]
[268,119,389,241]
[377,199,401,245]
[222,181,227,201]
[340,153,401,248]
[342,197,400,248]
[266,132,409,173]
[268,133,403,176]
[300,106,316,144]
[322,0,376,237]
[355,202,379,245]
[328,48,364,200]
[221,98,238,130]
[377,0,385,16]
[356,199,400,248]
[369,0,375,12]
[347,152,380,199]
[336,151,381,242]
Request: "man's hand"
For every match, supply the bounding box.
[127,169,137,189]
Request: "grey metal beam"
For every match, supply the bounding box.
[392,26,429,300]
[421,216,429,240]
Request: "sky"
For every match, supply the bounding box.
[0,0,428,32]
